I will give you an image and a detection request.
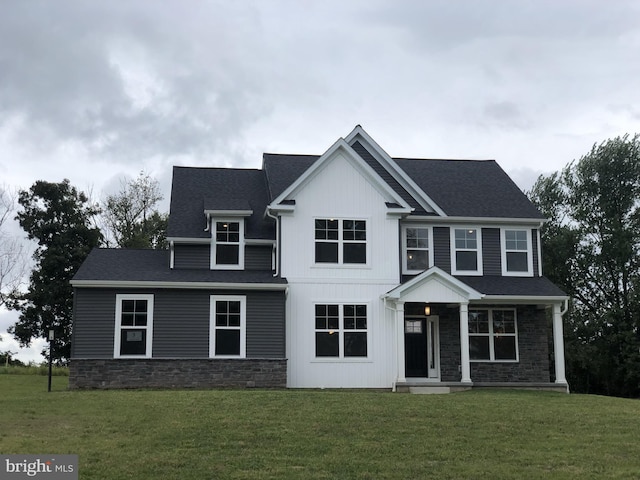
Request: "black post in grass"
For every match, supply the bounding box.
[48,329,54,392]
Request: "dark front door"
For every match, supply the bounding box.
[405,318,427,377]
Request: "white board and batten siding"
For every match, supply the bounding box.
[280,150,402,388]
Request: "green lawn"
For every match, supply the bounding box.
[1,376,639,479]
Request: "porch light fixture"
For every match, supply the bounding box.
[424,305,431,316]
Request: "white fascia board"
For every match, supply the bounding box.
[407,216,546,227]
[475,295,569,304]
[204,210,253,217]
[167,237,210,244]
[266,203,295,214]
[70,280,288,291]
[268,136,411,211]
[345,126,447,217]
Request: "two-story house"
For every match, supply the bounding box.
[70,126,569,392]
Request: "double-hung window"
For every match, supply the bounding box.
[315,304,368,358]
[468,309,518,361]
[315,219,367,264]
[403,226,431,273]
[452,228,482,275]
[502,229,533,275]
[210,295,246,357]
[114,294,154,358]
[212,220,244,269]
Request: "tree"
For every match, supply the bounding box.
[8,180,102,363]
[529,134,640,396]
[0,186,26,307]
[101,172,168,249]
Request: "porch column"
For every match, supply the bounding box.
[395,301,406,383]
[459,302,472,383]
[552,303,567,385]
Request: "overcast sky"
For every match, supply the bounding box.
[2,0,640,362]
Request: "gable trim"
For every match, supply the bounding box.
[383,266,484,301]
[345,126,447,217]
[267,137,412,213]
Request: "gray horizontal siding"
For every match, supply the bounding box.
[433,226,450,273]
[245,245,272,270]
[153,290,210,357]
[174,244,210,269]
[72,288,116,358]
[72,288,286,360]
[482,228,501,276]
[246,291,285,357]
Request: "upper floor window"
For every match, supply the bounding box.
[502,229,533,276]
[402,226,432,274]
[114,294,154,358]
[315,219,367,265]
[210,295,246,358]
[315,303,368,358]
[468,309,518,362]
[452,228,482,275]
[211,220,244,269]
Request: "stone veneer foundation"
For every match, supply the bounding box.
[69,358,287,389]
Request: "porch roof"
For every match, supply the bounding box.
[383,267,568,304]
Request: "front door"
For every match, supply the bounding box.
[404,315,440,379]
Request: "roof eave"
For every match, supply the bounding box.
[70,280,288,290]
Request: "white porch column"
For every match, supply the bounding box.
[552,303,568,385]
[459,302,472,383]
[395,301,406,383]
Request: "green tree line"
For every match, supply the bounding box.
[2,173,167,364]
[529,134,640,397]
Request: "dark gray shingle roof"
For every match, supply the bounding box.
[73,249,287,284]
[167,166,275,239]
[395,158,544,219]
[262,154,318,201]
[169,145,543,242]
[456,275,566,297]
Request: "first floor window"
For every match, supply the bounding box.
[210,295,246,357]
[114,294,154,358]
[468,308,518,361]
[315,304,368,358]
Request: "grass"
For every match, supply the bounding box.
[0,365,69,376]
[1,376,640,479]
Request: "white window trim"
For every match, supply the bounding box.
[210,218,245,270]
[313,302,370,361]
[313,217,370,267]
[501,228,534,276]
[114,294,154,359]
[450,227,483,276]
[209,295,246,358]
[402,225,434,274]
[469,308,519,363]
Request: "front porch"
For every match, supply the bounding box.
[382,267,569,393]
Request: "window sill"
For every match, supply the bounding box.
[451,270,483,276]
[311,358,372,363]
[311,264,371,270]
[470,359,519,363]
